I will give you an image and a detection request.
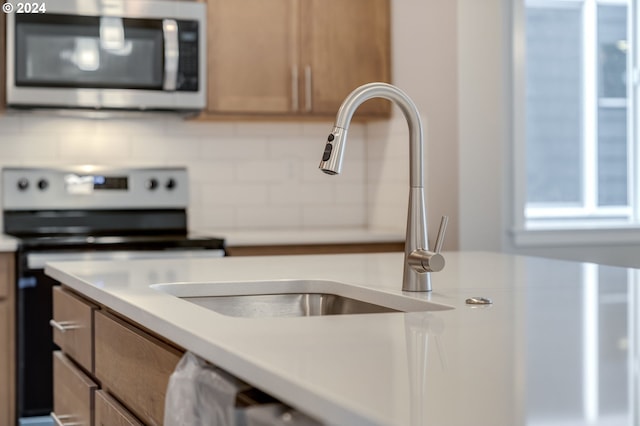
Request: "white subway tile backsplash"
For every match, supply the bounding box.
[301,121,334,138]
[0,135,60,160]
[59,134,131,161]
[188,161,235,184]
[235,160,294,183]
[201,137,269,160]
[367,205,407,232]
[269,182,334,205]
[368,158,410,183]
[190,205,236,230]
[0,115,381,231]
[21,114,101,135]
[335,183,366,205]
[166,119,236,138]
[302,204,365,228]
[0,115,24,134]
[202,182,269,206]
[236,206,302,229]
[267,136,320,161]
[130,137,202,162]
[368,182,408,209]
[365,120,410,231]
[234,122,304,137]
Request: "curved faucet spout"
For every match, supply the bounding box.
[319,83,424,189]
[319,82,445,292]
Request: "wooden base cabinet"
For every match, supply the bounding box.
[52,287,182,426]
[0,252,15,426]
[206,0,390,118]
[52,285,318,426]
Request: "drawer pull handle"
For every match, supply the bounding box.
[51,412,82,426]
[49,319,81,333]
[304,65,312,112]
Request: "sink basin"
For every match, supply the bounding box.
[180,293,397,317]
[151,280,453,318]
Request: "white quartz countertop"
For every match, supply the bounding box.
[0,234,19,251]
[194,228,404,246]
[44,252,634,426]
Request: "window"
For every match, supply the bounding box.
[518,0,634,233]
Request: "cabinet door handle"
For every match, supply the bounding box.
[304,65,312,112]
[49,319,81,333]
[291,65,299,112]
[51,412,82,426]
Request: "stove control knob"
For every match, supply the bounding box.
[37,179,49,191]
[147,178,159,191]
[17,178,29,191]
[165,178,177,190]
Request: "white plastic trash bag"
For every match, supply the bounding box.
[164,351,251,426]
[245,404,323,426]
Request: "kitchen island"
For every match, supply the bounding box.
[45,251,634,426]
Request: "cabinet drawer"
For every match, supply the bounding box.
[52,351,97,426]
[95,311,181,426]
[52,287,97,373]
[95,390,143,426]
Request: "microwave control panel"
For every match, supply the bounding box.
[177,20,200,92]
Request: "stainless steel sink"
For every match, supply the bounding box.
[151,280,453,318]
[183,293,399,318]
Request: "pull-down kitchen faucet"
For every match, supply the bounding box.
[319,82,447,292]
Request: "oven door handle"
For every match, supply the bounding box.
[49,319,81,333]
[162,19,179,91]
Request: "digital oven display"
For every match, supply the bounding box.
[64,173,128,194]
[93,175,128,190]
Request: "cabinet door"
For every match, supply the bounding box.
[52,287,97,373]
[207,0,299,113]
[95,390,143,426]
[300,0,391,117]
[52,351,97,426]
[94,311,181,425]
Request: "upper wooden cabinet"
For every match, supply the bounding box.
[206,0,390,118]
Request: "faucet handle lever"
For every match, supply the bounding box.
[433,216,449,253]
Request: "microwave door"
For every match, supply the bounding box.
[13,15,165,90]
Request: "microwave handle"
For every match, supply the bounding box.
[162,19,179,91]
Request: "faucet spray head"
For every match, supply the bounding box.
[319,126,347,175]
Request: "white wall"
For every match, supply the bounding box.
[457,0,509,252]
[0,112,367,232]
[368,0,460,250]
[456,0,640,268]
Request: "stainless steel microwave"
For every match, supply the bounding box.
[5,0,206,111]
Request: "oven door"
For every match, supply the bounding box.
[5,0,205,110]
[15,248,223,425]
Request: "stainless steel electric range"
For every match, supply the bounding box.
[2,166,225,426]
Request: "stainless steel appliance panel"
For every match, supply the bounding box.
[5,0,206,110]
